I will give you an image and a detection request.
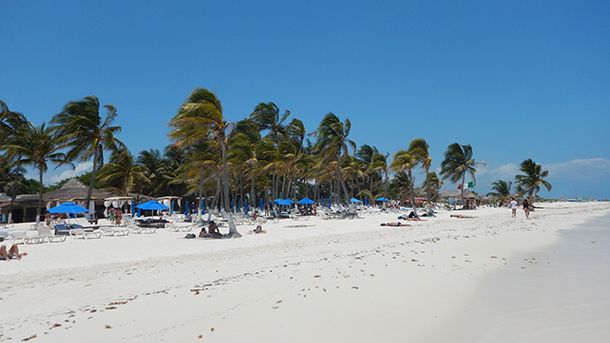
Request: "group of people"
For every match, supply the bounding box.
[194,221,267,239]
[509,198,531,219]
[107,208,123,226]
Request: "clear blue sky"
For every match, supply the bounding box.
[1,0,609,199]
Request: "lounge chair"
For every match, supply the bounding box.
[128,224,158,234]
[37,225,67,242]
[99,226,130,237]
[67,224,103,239]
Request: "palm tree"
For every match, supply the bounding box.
[487,180,512,206]
[170,88,240,237]
[440,143,477,205]
[98,150,148,195]
[391,138,430,217]
[0,100,27,144]
[423,172,442,203]
[51,96,124,209]
[315,113,355,202]
[250,102,290,144]
[2,122,65,222]
[515,159,551,203]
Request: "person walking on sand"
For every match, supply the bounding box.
[523,199,530,219]
[509,198,518,218]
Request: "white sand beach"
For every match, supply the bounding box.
[1,202,609,342]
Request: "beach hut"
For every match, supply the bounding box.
[45,179,116,216]
[156,196,182,214]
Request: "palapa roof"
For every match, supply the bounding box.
[0,194,40,208]
[44,178,115,201]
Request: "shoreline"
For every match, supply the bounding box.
[1,202,609,342]
[424,212,610,342]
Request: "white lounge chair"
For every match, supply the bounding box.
[37,225,67,243]
[99,226,130,237]
[128,224,158,234]
[69,228,102,240]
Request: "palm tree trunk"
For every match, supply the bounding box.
[250,175,256,210]
[408,169,418,218]
[460,173,466,208]
[37,167,44,223]
[86,147,99,210]
[221,137,240,237]
[198,167,205,217]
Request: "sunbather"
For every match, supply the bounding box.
[249,225,266,234]
[208,221,222,238]
[450,214,477,219]
[398,212,425,221]
[380,222,410,227]
[0,241,27,261]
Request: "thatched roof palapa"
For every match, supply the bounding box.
[44,179,115,201]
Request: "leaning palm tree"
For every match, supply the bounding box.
[315,113,355,202]
[515,159,551,203]
[51,96,124,209]
[440,143,477,205]
[391,138,430,217]
[249,102,290,144]
[487,180,512,206]
[97,150,148,195]
[2,122,66,222]
[170,88,240,237]
[0,100,27,145]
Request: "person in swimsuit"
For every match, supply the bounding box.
[380,222,410,227]
[523,199,530,219]
[509,198,518,218]
[0,239,27,261]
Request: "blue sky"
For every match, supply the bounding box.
[1,0,609,199]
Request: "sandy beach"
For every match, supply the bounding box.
[1,202,609,342]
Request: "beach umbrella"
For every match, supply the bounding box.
[184,201,190,215]
[259,197,265,210]
[130,201,135,215]
[364,197,369,206]
[244,199,250,213]
[375,197,389,202]
[135,200,169,211]
[284,198,295,205]
[273,198,284,205]
[48,202,89,214]
[350,198,363,204]
[298,197,315,205]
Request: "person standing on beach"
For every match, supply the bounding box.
[509,198,518,218]
[523,199,530,219]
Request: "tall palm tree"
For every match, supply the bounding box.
[440,143,477,205]
[423,172,442,203]
[170,88,240,237]
[98,150,148,195]
[250,102,290,144]
[2,122,65,222]
[515,159,551,203]
[51,96,124,209]
[315,113,355,202]
[487,180,512,206]
[391,138,430,217]
[0,100,27,144]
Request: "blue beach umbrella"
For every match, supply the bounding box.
[259,198,264,210]
[375,197,390,202]
[283,198,295,205]
[350,198,363,204]
[130,201,135,215]
[48,202,89,214]
[136,200,169,211]
[298,197,315,205]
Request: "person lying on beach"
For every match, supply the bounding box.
[450,214,477,219]
[380,222,410,227]
[1,242,27,261]
[398,212,425,221]
[249,225,267,234]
